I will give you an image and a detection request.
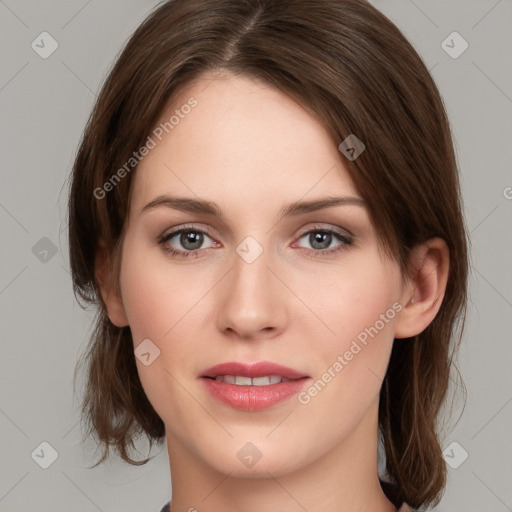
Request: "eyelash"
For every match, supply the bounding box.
[156,224,354,259]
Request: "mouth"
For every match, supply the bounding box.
[204,375,295,385]
[199,361,310,411]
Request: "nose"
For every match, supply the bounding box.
[216,243,288,340]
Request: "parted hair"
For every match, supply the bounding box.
[68,0,469,508]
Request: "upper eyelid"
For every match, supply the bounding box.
[160,224,216,240]
[298,223,354,238]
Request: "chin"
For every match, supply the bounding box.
[200,441,309,479]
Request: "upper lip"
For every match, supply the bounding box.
[200,361,308,380]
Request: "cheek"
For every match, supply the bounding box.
[118,247,204,425]
[294,253,401,354]
[119,237,204,342]
[120,267,170,342]
[295,255,401,411]
[117,239,214,396]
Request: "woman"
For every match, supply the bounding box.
[68,1,469,510]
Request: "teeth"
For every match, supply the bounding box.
[235,376,252,386]
[213,375,291,385]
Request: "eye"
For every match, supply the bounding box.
[157,224,354,259]
[157,227,217,258]
[293,226,354,256]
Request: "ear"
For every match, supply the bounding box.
[394,237,449,339]
[95,239,129,328]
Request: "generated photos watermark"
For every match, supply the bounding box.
[298,301,403,405]
[93,97,198,200]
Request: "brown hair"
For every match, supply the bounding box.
[68,0,469,508]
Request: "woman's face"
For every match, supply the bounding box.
[114,72,409,477]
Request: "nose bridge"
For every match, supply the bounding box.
[217,237,286,338]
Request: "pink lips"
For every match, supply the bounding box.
[200,361,307,380]
[200,361,310,411]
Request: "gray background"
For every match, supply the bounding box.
[1,1,511,511]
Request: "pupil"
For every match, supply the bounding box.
[311,231,331,249]
[181,231,203,250]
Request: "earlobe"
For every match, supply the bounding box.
[394,238,449,339]
[95,239,129,328]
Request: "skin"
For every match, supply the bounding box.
[97,71,449,512]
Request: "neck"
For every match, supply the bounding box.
[166,402,397,512]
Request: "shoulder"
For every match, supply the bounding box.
[158,500,417,511]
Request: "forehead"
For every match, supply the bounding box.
[130,72,360,215]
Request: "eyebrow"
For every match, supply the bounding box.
[140,194,366,220]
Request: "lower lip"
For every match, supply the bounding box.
[201,377,309,411]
